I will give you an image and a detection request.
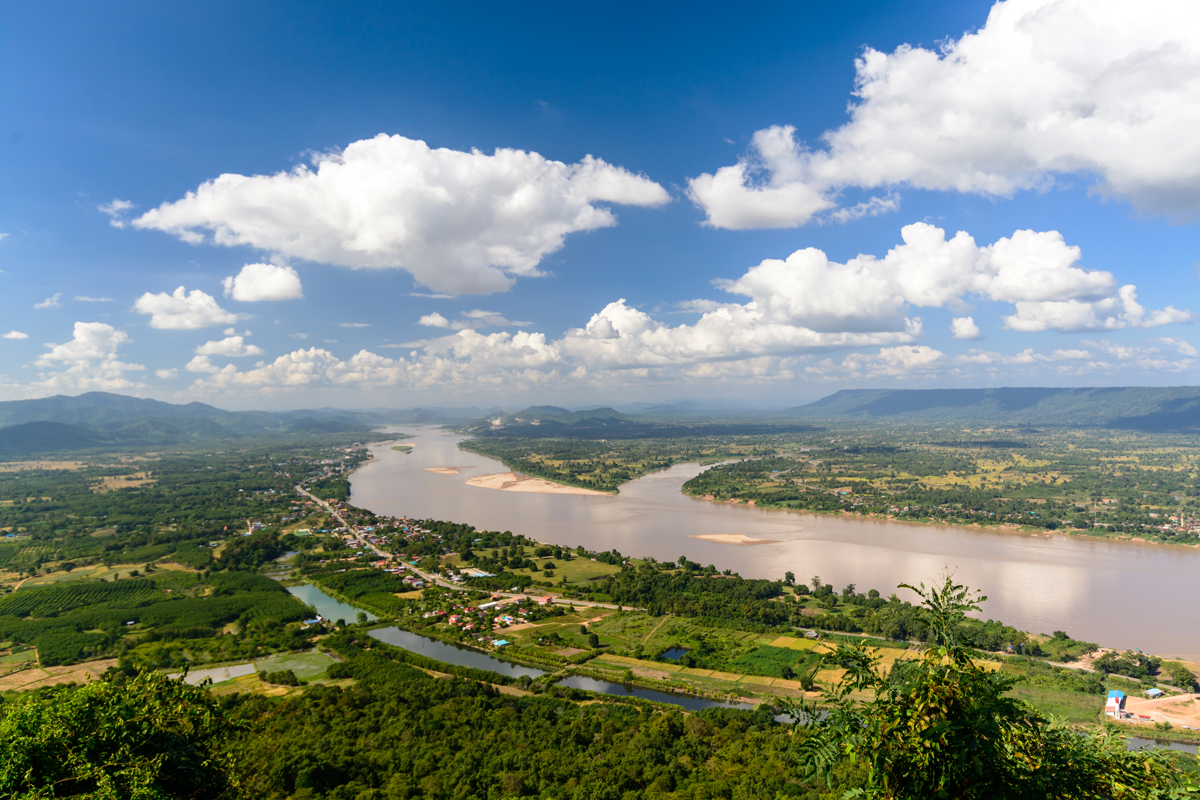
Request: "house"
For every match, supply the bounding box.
[492,639,511,648]
[1145,688,1165,699]
[1105,690,1126,718]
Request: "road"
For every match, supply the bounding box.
[295,484,633,611]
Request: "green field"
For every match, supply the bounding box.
[1007,685,1105,724]
[253,650,339,680]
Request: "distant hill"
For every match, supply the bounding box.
[785,387,1200,431]
[0,421,101,455]
[462,405,817,439]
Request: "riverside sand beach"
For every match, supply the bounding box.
[465,471,610,496]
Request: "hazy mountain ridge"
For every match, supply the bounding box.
[461,405,818,439]
[786,386,1200,430]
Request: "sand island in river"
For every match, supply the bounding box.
[466,472,610,496]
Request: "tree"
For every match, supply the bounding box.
[0,669,238,799]
[784,571,795,586]
[787,572,1198,800]
[587,633,600,648]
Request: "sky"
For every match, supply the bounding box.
[2,0,1199,410]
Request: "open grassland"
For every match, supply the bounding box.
[91,471,157,493]
[252,649,339,680]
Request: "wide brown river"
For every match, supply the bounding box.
[350,426,1200,658]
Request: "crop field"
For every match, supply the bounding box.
[0,658,117,691]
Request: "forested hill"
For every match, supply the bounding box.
[785,386,1200,431]
[0,393,509,456]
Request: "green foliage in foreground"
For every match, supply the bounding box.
[789,575,1199,800]
[0,670,237,799]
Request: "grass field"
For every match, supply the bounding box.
[390,445,413,453]
[253,649,339,680]
[18,561,189,589]
[0,649,36,666]
[1008,685,1104,724]
[446,552,625,588]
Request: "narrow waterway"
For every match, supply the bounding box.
[287,583,377,623]
[350,426,1200,659]
[556,675,757,712]
[368,626,546,679]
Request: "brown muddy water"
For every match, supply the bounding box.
[350,427,1200,659]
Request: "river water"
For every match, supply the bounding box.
[350,426,1200,659]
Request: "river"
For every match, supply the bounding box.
[350,426,1200,659]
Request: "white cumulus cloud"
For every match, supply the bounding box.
[2,331,28,340]
[950,317,983,340]
[222,263,304,301]
[133,286,238,330]
[689,0,1200,228]
[133,134,671,294]
[34,294,62,309]
[715,222,1187,334]
[419,312,451,328]
[29,322,146,393]
[194,335,265,357]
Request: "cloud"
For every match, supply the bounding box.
[713,222,1187,334]
[419,309,532,331]
[132,286,238,330]
[1003,286,1192,332]
[222,262,304,301]
[34,294,62,309]
[133,134,671,294]
[98,199,135,228]
[179,220,1194,398]
[2,331,28,340]
[953,347,1092,366]
[419,312,451,328]
[155,368,178,380]
[194,335,265,357]
[289,332,310,339]
[950,317,983,340]
[74,296,113,302]
[0,233,8,242]
[186,356,221,374]
[337,322,370,328]
[688,0,1200,227]
[1158,337,1199,357]
[27,322,146,393]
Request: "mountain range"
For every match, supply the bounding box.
[785,386,1200,431]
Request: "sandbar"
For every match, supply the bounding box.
[424,467,468,476]
[466,471,609,496]
[688,533,780,546]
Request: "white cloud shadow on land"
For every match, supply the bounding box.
[222,263,303,301]
[688,0,1200,228]
[133,134,671,295]
[133,287,238,330]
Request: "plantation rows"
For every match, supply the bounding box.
[0,578,156,618]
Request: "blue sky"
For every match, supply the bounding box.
[2,0,1198,409]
